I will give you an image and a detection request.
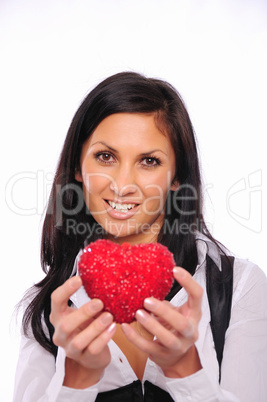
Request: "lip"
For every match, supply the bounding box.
[105,198,140,204]
[104,199,140,220]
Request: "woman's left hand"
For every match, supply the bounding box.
[121,267,203,378]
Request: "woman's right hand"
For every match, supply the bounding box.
[49,276,116,389]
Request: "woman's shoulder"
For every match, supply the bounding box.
[195,231,266,294]
[232,256,267,303]
[233,255,265,278]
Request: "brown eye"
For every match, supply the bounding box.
[141,157,161,167]
[146,158,156,165]
[101,153,111,161]
[95,152,116,164]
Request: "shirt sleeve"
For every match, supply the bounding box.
[12,334,102,402]
[220,261,267,401]
[153,261,267,402]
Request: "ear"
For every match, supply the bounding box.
[170,179,179,191]
[75,168,83,182]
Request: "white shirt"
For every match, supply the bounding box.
[13,235,267,401]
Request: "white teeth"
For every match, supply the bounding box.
[108,201,137,212]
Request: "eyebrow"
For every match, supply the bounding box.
[91,141,117,153]
[91,141,168,156]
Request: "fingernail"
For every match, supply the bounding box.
[136,309,149,323]
[144,297,158,311]
[183,322,194,337]
[101,312,113,325]
[90,299,103,311]
[173,267,187,279]
[107,322,116,334]
[70,276,82,288]
[121,323,131,335]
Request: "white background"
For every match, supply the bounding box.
[1,0,266,400]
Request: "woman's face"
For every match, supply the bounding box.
[76,113,178,244]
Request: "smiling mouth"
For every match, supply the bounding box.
[106,200,139,213]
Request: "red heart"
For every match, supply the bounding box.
[78,239,175,323]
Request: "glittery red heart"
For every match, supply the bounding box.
[78,239,175,323]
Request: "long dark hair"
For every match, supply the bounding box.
[22,71,216,356]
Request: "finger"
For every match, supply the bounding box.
[50,276,83,317]
[121,323,158,352]
[162,300,175,308]
[136,309,195,350]
[121,323,167,356]
[66,313,114,357]
[173,267,203,311]
[53,299,104,346]
[144,298,194,337]
[87,322,117,355]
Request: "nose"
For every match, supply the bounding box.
[109,167,139,197]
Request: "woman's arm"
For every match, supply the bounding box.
[12,334,107,402]
[50,276,116,389]
[122,267,203,377]
[220,261,267,401]
[13,276,117,401]
[122,264,267,401]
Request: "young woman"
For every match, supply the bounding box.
[13,72,267,401]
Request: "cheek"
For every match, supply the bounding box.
[81,171,112,195]
[142,172,171,197]
[141,173,171,213]
[82,176,110,213]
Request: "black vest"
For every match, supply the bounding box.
[95,254,234,401]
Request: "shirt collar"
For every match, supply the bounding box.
[195,231,225,271]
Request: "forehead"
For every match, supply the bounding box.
[88,113,172,149]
